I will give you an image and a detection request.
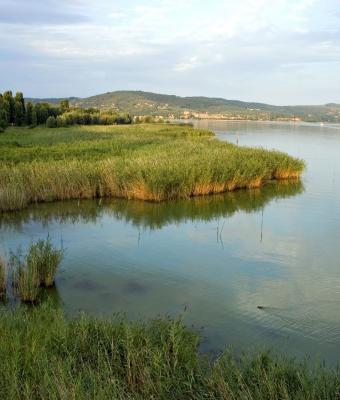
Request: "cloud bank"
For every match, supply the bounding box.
[0,0,339,104]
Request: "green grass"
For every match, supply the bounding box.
[0,303,339,399]
[10,238,63,303]
[0,124,305,212]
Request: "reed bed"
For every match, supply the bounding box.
[26,237,63,287]
[9,238,63,303]
[0,125,305,212]
[0,303,338,399]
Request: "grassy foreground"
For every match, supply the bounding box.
[0,124,304,212]
[0,303,339,399]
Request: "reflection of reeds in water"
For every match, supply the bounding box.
[0,180,304,231]
[10,238,63,303]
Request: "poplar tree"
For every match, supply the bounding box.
[26,102,34,125]
[14,92,25,125]
[3,91,15,124]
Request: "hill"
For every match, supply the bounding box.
[28,91,340,122]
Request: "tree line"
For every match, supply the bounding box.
[0,91,132,131]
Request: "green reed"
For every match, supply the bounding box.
[26,237,63,287]
[0,124,305,211]
[10,238,63,303]
[0,302,338,399]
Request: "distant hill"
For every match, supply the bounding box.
[27,91,340,122]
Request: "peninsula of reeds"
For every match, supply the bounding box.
[0,124,305,212]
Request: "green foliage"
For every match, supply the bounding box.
[25,101,34,125]
[56,115,67,127]
[26,237,63,287]
[8,238,63,302]
[14,101,24,126]
[14,92,25,126]
[31,110,37,127]
[0,90,133,130]
[11,249,40,303]
[0,94,7,129]
[60,99,69,112]
[0,124,304,212]
[46,115,57,128]
[3,91,15,124]
[0,303,339,399]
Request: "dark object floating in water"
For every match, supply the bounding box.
[257,306,265,310]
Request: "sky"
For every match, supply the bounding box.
[0,0,340,105]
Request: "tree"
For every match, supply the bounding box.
[56,115,67,127]
[46,116,57,128]
[0,109,7,130]
[15,92,25,112]
[31,110,37,127]
[35,103,49,124]
[3,91,15,124]
[60,99,70,113]
[0,94,7,130]
[26,102,34,125]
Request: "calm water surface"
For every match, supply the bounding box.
[1,121,340,363]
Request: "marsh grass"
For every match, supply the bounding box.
[0,125,305,211]
[0,303,338,399]
[11,249,40,303]
[0,256,7,299]
[10,238,63,303]
[26,237,63,287]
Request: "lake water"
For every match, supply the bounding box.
[1,121,340,364]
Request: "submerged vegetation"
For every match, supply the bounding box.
[0,303,339,399]
[0,124,304,212]
[9,238,63,303]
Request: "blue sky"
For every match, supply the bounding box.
[0,0,339,104]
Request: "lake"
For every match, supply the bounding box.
[1,121,340,364]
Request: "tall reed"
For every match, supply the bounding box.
[10,238,63,303]
[0,125,305,212]
[27,237,63,287]
[0,303,338,399]
[11,250,40,303]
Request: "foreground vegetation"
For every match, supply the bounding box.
[0,124,304,212]
[0,303,338,399]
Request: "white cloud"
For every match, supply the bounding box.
[1,0,340,103]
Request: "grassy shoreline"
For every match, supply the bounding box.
[0,124,304,212]
[0,303,339,399]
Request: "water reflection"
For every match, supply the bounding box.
[0,180,303,231]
